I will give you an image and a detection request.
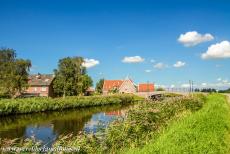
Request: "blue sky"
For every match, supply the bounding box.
[1,0,230,89]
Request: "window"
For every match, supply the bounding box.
[41,87,46,92]
[34,87,37,92]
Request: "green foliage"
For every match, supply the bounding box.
[51,95,205,153]
[53,57,93,97]
[108,87,119,94]
[219,88,230,93]
[95,78,104,94]
[156,87,165,91]
[133,94,230,154]
[0,48,31,98]
[0,94,136,116]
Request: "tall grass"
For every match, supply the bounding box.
[0,94,139,116]
[132,94,230,154]
[0,94,207,153]
[52,94,205,153]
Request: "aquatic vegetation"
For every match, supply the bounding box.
[52,94,206,153]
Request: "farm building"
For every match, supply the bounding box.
[25,73,55,97]
[138,83,155,92]
[102,77,136,95]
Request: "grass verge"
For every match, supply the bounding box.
[131,94,230,154]
[0,94,140,116]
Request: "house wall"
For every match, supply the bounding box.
[26,86,50,97]
[119,80,136,93]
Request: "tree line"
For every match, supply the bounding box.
[0,48,96,98]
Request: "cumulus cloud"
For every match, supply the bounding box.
[153,62,167,69]
[178,31,214,47]
[217,78,222,81]
[82,58,100,68]
[145,69,152,73]
[201,41,230,59]
[122,56,144,63]
[173,61,186,68]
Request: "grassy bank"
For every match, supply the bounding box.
[51,94,205,153]
[0,94,207,153]
[131,94,230,154]
[0,94,139,116]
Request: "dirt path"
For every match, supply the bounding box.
[225,94,230,103]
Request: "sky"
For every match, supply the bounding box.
[1,0,230,89]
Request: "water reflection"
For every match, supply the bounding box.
[0,104,131,145]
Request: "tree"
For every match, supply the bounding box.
[53,57,93,97]
[95,79,104,94]
[0,48,31,98]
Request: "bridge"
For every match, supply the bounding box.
[135,91,190,99]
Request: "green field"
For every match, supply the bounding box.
[129,94,230,154]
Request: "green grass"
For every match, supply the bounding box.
[51,95,205,153]
[0,94,140,116]
[131,94,230,154]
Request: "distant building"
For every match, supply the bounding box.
[25,74,55,97]
[138,83,155,92]
[85,87,95,96]
[102,77,136,95]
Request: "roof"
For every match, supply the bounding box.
[138,83,154,92]
[103,80,123,91]
[86,87,95,92]
[28,74,55,86]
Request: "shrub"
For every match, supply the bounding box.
[0,94,139,116]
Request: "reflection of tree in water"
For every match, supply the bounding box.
[52,115,92,135]
[0,126,26,139]
[0,104,132,140]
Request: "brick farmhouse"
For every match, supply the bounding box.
[25,74,55,97]
[102,77,154,94]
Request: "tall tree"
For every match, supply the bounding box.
[53,57,93,97]
[95,79,104,94]
[0,48,31,98]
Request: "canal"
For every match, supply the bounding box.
[0,104,132,146]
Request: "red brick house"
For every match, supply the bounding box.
[25,74,55,97]
[102,77,136,94]
[138,83,155,92]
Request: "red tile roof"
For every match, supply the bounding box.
[28,74,55,86]
[103,80,123,91]
[138,83,154,92]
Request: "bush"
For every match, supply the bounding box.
[0,94,138,116]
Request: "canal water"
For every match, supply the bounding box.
[0,104,131,146]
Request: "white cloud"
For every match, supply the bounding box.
[222,79,229,83]
[122,56,144,63]
[82,58,100,68]
[173,61,186,68]
[217,78,222,81]
[145,69,152,73]
[170,84,175,88]
[178,31,214,47]
[201,41,230,59]
[201,83,207,87]
[154,62,167,69]
[181,84,190,88]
